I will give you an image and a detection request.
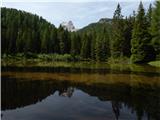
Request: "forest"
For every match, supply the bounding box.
[1,1,160,63]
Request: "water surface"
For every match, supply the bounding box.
[1,62,160,120]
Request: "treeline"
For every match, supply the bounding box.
[1,1,160,63]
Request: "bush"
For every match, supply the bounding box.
[108,56,130,64]
[37,54,80,62]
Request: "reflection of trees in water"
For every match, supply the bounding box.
[2,77,76,110]
[59,87,74,97]
[2,77,160,120]
[2,77,57,110]
[2,65,160,77]
[78,83,160,120]
[111,101,122,120]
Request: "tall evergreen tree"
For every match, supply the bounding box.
[111,3,125,58]
[90,31,96,60]
[70,33,77,56]
[80,34,91,59]
[122,16,134,57]
[95,28,110,61]
[41,27,49,53]
[131,2,155,63]
[58,26,65,54]
[146,4,152,27]
[150,1,160,59]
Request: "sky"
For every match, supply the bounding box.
[2,0,155,28]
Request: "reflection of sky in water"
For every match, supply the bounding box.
[2,89,144,120]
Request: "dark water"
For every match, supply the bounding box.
[1,63,160,120]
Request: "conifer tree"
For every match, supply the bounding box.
[95,28,110,61]
[58,26,65,54]
[41,28,49,53]
[146,4,152,27]
[90,31,96,60]
[131,2,155,63]
[80,34,91,59]
[150,1,160,58]
[70,33,77,56]
[111,3,124,58]
[122,16,134,57]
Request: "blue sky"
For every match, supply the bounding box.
[2,0,155,28]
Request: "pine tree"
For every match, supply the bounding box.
[70,33,77,56]
[64,30,71,54]
[150,1,160,58]
[41,28,49,53]
[90,31,96,60]
[58,26,65,54]
[80,34,91,59]
[122,16,134,57]
[49,28,57,53]
[131,2,155,63]
[111,3,125,58]
[146,4,152,27]
[95,28,109,61]
[16,29,24,52]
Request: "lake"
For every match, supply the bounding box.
[1,61,160,120]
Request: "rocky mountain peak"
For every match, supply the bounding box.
[60,21,77,32]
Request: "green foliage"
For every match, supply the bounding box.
[108,56,130,64]
[122,16,134,57]
[131,2,156,63]
[1,7,58,54]
[80,34,91,59]
[111,3,125,58]
[2,53,80,62]
[150,1,160,58]
[70,33,81,56]
[95,28,110,61]
[2,2,158,63]
[37,54,75,61]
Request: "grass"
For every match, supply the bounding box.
[148,61,160,67]
[107,56,131,64]
[2,53,160,69]
[2,53,80,62]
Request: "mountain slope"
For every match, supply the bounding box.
[78,18,112,34]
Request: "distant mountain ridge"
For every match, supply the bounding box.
[98,18,112,24]
[59,18,112,32]
[78,18,112,33]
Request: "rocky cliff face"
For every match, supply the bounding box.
[98,18,112,24]
[60,21,77,32]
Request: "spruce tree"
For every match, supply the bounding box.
[111,3,125,58]
[90,31,96,60]
[41,28,49,53]
[122,16,134,57]
[58,26,65,54]
[150,1,160,59]
[131,2,155,63]
[70,33,77,56]
[80,34,91,59]
[95,28,109,61]
[146,4,152,27]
